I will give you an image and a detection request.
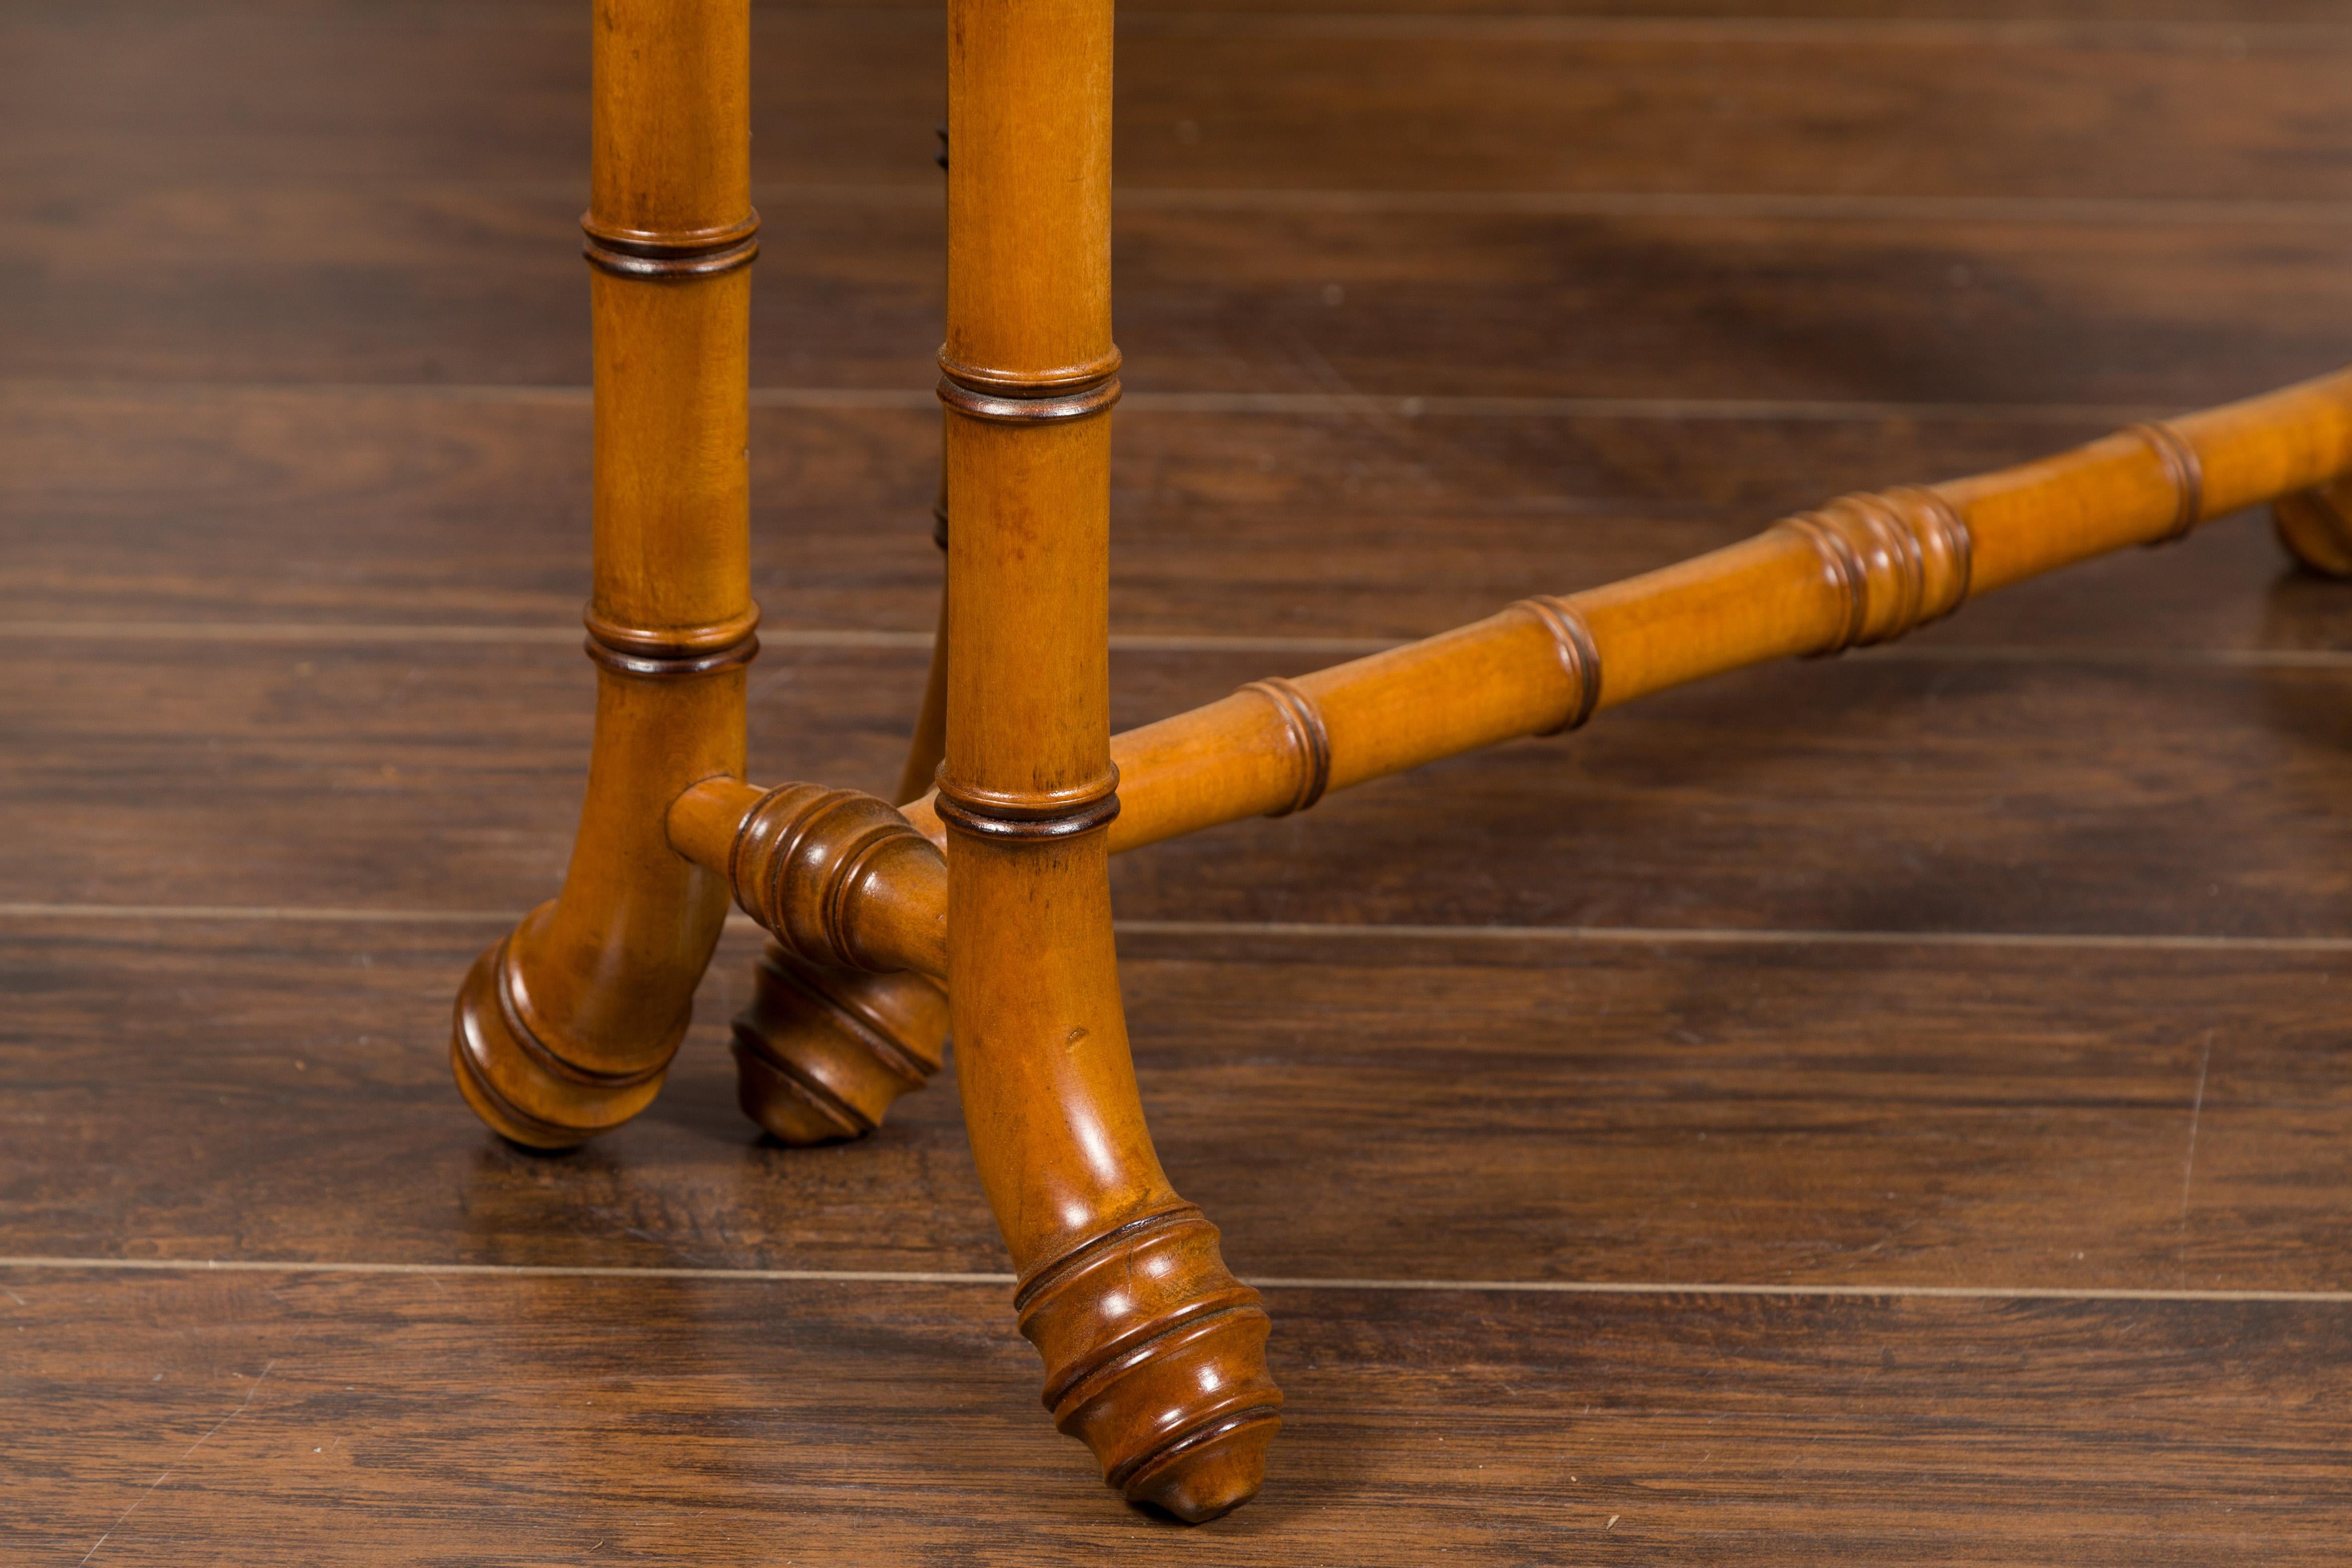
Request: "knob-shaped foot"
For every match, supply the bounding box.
[450,911,678,1151]
[729,943,948,1144]
[1016,1204,1282,1522]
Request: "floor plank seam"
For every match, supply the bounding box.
[61,180,2352,228]
[0,381,2183,425]
[32,8,2342,49]
[7,624,2346,669]
[2,1256,2344,1304]
[1112,14,2352,51]
[7,904,2352,953]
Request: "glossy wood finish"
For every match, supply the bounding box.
[16,0,2352,1555]
[930,0,1280,1517]
[30,625,2352,937]
[13,5,2352,205]
[1064,369,2352,853]
[14,1263,2350,1568]
[19,192,2352,403]
[27,385,2352,650]
[16,915,2352,1288]
[895,428,953,805]
[668,776,946,981]
[718,370,2352,1141]
[446,0,757,1151]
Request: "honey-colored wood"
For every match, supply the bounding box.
[424,0,2352,1524]
[930,0,1281,1520]
[31,0,2352,1548]
[713,368,2352,1148]
[20,1262,2352,1567]
[668,777,944,980]
[715,122,957,1156]
[446,0,757,1150]
[36,0,2352,1542]
[899,366,2352,855]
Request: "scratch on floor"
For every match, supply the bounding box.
[80,1359,275,1564]
[2179,1031,2214,1286]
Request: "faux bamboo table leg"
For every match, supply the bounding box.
[449,0,756,1148]
[931,0,1280,1519]
[731,123,954,1148]
[696,367,2352,1146]
[728,446,952,1145]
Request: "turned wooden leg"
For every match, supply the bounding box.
[931,0,1281,1518]
[729,119,958,1150]
[450,0,755,1149]
[943,819,1280,1520]
[2275,475,2352,577]
[730,946,945,1143]
[729,427,953,1147]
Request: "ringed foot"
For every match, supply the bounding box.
[730,942,948,1144]
[1018,1204,1283,1522]
[449,906,681,1151]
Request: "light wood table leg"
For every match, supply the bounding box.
[929,0,1282,1519]
[450,0,755,1149]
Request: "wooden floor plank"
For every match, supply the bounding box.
[8,193,2351,400]
[5,385,2344,650]
[7,636,2352,938]
[6,7,2349,199]
[9,0,2351,1552]
[5,1267,2346,1565]
[3,914,2348,1290]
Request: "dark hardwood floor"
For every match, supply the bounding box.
[5,2,2351,1561]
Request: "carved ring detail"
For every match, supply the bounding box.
[936,375,1124,424]
[1013,1202,1284,1508]
[581,210,762,279]
[937,346,1124,397]
[582,602,762,678]
[933,789,1123,842]
[2125,419,2205,545]
[1513,595,1604,735]
[582,636,759,678]
[724,783,940,972]
[1776,486,1974,656]
[1238,677,1332,816]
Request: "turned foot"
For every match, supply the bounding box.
[1018,1204,1283,1521]
[450,907,683,1151]
[730,942,948,1143]
[2274,477,2352,578]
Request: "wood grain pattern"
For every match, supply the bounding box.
[929,0,1280,1514]
[614,364,2352,1160]
[8,7,2352,200]
[8,193,2351,400]
[8,1267,2346,1566]
[5,917,2351,1290]
[12,634,2352,940]
[13,389,2352,656]
[10,0,2352,1550]
[443,0,761,1152]
[907,377,2352,863]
